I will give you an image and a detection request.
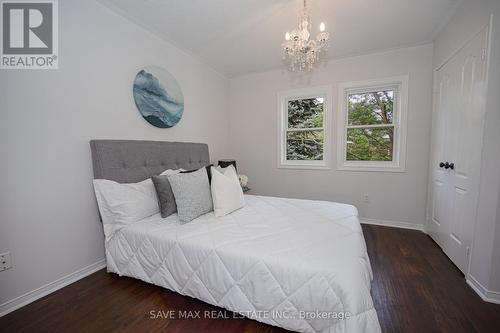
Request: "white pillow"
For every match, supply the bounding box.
[93,178,159,240]
[210,165,245,217]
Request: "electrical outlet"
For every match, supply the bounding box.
[0,252,12,272]
[362,194,370,203]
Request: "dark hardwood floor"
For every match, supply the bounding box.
[2,225,500,332]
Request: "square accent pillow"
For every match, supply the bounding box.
[167,167,213,223]
[151,169,183,218]
[180,164,213,183]
[93,178,160,240]
[210,165,245,217]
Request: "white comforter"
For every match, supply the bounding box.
[105,195,380,333]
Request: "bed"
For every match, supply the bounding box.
[90,140,381,333]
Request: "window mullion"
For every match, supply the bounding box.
[286,127,324,132]
[346,124,394,129]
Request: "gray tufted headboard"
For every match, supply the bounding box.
[90,140,210,183]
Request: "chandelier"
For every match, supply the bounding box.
[282,0,329,71]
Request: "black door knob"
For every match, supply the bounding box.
[444,162,450,169]
[449,162,454,170]
[439,162,445,168]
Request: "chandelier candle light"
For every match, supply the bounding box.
[282,0,330,71]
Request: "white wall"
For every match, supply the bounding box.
[481,3,500,293]
[432,0,500,295]
[228,44,434,227]
[0,0,230,309]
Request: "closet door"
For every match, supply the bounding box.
[428,65,452,247]
[445,28,488,272]
[429,27,488,273]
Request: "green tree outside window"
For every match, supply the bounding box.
[286,98,324,160]
[346,90,394,161]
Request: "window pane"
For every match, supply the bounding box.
[288,97,324,129]
[287,130,324,160]
[346,127,394,161]
[348,90,393,126]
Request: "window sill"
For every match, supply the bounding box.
[337,162,406,173]
[278,163,331,170]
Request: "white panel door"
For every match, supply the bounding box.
[429,27,488,273]
[428,70,451,246]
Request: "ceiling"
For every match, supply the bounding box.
[98,0,459,77]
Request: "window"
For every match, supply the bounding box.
[337,76,408,172]
[278,86,332,169]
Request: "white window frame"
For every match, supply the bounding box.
[336,76,408,172]
[277,85,332,170]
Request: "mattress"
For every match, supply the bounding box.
[105,195,381,333]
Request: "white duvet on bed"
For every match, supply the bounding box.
[105,195,380,333]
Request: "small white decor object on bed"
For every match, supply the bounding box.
[93,178,159,240]
[211,165,245,217]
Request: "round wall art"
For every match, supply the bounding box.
[133,66,184,128]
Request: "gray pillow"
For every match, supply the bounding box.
[167,168,213,223]
[151,175,177,218]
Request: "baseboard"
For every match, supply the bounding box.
[466,275,500,304]
[0,259,106,317]
[360,218,425,232]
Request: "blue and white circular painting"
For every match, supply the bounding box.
[133,66,184,128]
